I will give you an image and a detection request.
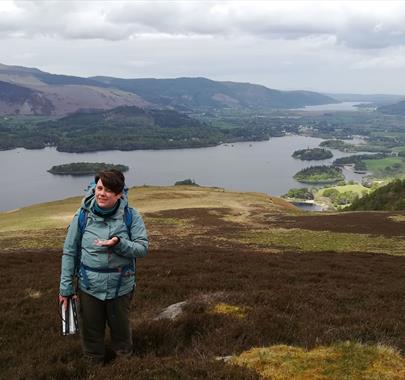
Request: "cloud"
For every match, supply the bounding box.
[351,49,405,69]
[0,1,404,50]
[2,1,405,95]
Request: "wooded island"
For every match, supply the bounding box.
[48,162,129,175]
[292,147,333,160]
[293,165,344,184]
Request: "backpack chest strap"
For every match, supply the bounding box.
[79,263,134,299]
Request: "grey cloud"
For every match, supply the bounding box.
[2,1,405,50]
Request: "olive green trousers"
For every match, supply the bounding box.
[78,290,133,362]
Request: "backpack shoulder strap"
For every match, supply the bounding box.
[124,206,136,271]
[78,208,88,236]
[75,208,88,278]
[124,206,133,240]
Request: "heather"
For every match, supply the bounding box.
[0,186,404,379]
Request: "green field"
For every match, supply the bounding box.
[364,157,405,177]
[317,184,369,197]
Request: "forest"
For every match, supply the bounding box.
[293,165,345,184]
[48,162,129,175]
[3,104,405,156]
[292,147,333,160]
[0,107,276,152]
[348,179,405,210]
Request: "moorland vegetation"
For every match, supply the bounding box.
[0,186,404,379]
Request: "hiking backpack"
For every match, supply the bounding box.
[74,181,135,299]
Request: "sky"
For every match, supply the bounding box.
[1,0,405,94]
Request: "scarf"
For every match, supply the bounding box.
[92,199,120,218]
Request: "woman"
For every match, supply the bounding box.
[59,170,148,364]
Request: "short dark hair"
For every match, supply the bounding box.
[95,170,125,194]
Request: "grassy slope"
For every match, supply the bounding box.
[317,184,369,196]
[365,157,405,177]
[348,179,405,211]
[0,186,404,379]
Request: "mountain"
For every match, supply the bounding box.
[0,63,337,116]
[30,105,226,152]
[377,100,405,115]
[0,63,148,116]
[348,179,405,210]
[0,80,54,115]
[91,76,338,110]
[327,93,405,105]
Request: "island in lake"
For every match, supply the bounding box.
[319,139,358,153]
[293,165,344,184]
[48,162,129,175]
[292,147,333,160]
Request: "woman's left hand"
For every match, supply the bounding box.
[94,236,120,247]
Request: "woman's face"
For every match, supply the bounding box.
[95,179,122,209]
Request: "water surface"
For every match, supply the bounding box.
[296,102,370,112]
[0,135,365,212]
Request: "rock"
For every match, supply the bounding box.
[215,356,233,363]
[154,301,187,321]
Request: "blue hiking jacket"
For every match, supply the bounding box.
[59,191,148,300]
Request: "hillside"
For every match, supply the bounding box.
[0,80,54,115]
[348,179,405,211]
[1,105,275,152]
[327,92,405,104]
[378,100,405,116]
[0,63,148,116]
[39,106,215,152]
[0,63,337,116]
[91,76,338,111]
[0,186,404,379]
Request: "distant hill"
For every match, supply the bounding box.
[327,93,405,105]
[25,105,270,152]
[0,103,281,152]
[377,100,405,116]
[0,63,148,116]
[0,80,54,115]
[348,179,405,210]
[91,76,338,111]
[38,105,218,152]
[0,63,337,115]
[0,62,106,87]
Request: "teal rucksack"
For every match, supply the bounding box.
[75,180,135,299]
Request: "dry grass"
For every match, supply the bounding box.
[232,342,405,380]
[209,303,249,319]
[0,185,290,232]
[242,228,405,256]
[388,215,405,223]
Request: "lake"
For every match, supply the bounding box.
[0,135,366,212]
[296,102,370,112]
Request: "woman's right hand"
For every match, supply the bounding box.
[59,294,78,311]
